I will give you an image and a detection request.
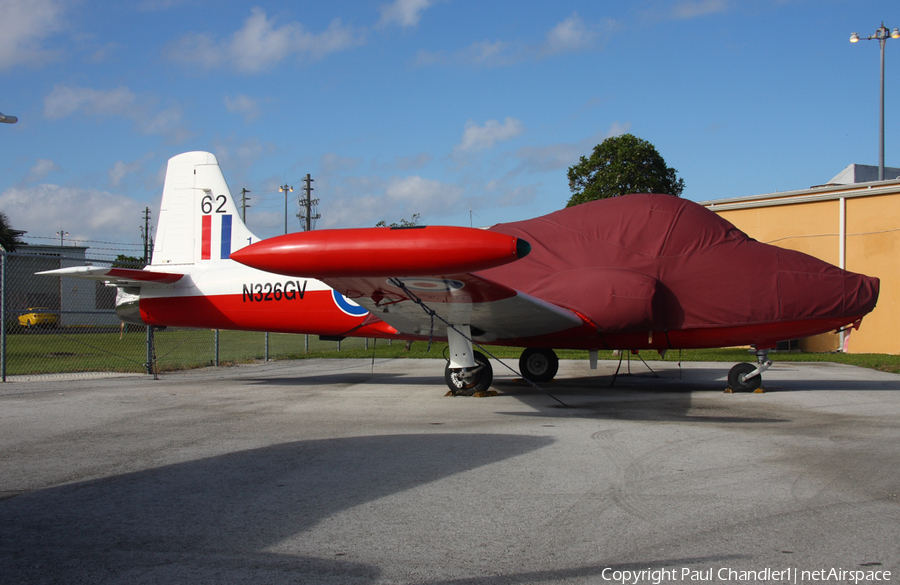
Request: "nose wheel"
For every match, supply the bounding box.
[727,349,772,392]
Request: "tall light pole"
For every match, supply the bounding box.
[279,184,293,234]
[56,230,68,246]
[850,23,900,181]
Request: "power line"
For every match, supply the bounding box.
[23,235,143,248]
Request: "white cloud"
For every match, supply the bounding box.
[672,0,729,19]
[415,40,519,67]
[378,0,435,28]
[513,122,631,173]
[0,0,66,70]
[141,105,188,140]
[28,159,61,181]
[491,182,538,208]
[224,94,260,123]
[647,0,730,21]
[43,85,189,140]
[108,159,145,187]
[393,152,431,171]
[209,136,276,178]
[166,8,365,73]
[542,13,597,55]
[0,184,146,243]
[89,42,121,63]
[320,153,362,174]
[137,0,190,10]
[457,118,524,152]
[415,14,618,67]
[383,175,455,204]
[43,85,136,120]
[320,175,464,228]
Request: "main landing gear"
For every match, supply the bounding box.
[442,328,562,394]
[443,325,493,395]
[444,351,493,395]
[727,348,772,392]
[518,348,559,383]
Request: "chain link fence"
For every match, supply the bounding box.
[1,252,371,381]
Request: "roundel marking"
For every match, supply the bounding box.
[332,289,368,317]
[395,278,465,293]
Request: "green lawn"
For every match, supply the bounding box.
[5,327,900,376]
[285,341,900,375]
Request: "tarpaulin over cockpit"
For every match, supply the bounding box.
[482,193,879,333]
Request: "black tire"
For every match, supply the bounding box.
[444,351,493,395]
[518,348,559,383]
[728,362,762,392]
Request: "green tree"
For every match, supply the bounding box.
[566,134,685,207]
[0,212,23,252]
[376,213,422,228]
[112,254,146,269]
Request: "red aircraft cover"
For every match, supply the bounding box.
[481,193,879,333]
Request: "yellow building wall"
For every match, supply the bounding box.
[712,194,899,354]
[843,194,900,353]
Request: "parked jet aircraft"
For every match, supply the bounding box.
[43,151,880,394]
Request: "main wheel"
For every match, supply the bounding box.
[518,348,559,383]
[728,362,762,392]
[444,351,493,395]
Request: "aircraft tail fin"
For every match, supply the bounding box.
[152,151,258,266]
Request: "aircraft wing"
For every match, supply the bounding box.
[37,266,186,288]
[324,274,583,340]
[230,225,585,341]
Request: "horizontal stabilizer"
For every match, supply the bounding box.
[37,266,185,287]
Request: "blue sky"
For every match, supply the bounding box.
[1,0,898,259]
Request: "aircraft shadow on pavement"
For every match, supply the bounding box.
[0,433,552,583]
[491,370,793,424]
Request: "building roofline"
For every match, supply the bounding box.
[700,178,900,211]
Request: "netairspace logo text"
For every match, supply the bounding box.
[600,566,892,584]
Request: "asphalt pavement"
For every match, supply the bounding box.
[1,358,898,584]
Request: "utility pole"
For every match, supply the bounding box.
[298,174,320,231]
[141,207,152,264]
[240,188,251,223]
[279,184,293,234]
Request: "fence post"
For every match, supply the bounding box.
[265,332,269,362]
[215,329,220,367]
[145,325,158,380]
[1,253,6,382]
[305,333,309,354]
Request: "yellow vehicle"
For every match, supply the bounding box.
[18,308,58,328]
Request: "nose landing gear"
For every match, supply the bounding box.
[727,349,772,392]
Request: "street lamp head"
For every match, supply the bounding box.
[850,32,860,43]
[893,28,900,39]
